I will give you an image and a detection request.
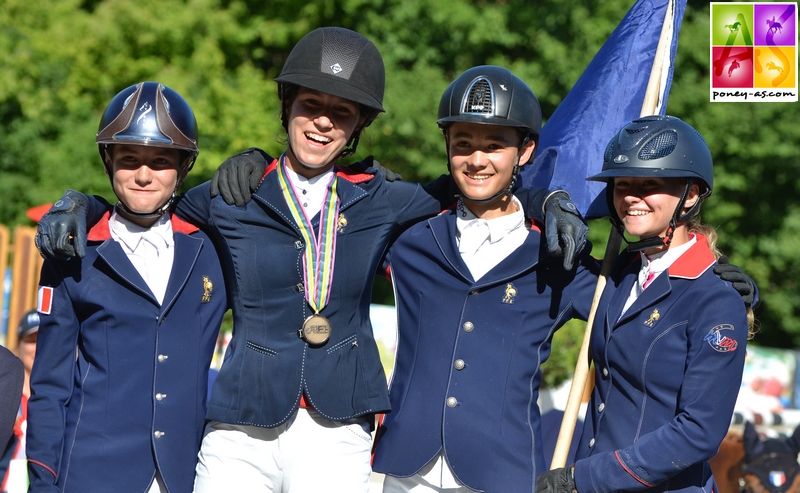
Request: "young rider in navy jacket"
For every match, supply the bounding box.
[26,82,228,493]
[537,116,752,493]
[371,65,599,493]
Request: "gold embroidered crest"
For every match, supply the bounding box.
[502,283,517,304]
[644,308,661,327]
[202,276,213,303]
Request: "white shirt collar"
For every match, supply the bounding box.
[640,234,698,280]
[456,196,525,255]
[284,165,335,219]
[109,210,173,253]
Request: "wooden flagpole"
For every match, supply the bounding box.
[549,0,677,469]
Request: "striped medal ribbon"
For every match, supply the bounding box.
[276,155,339,345]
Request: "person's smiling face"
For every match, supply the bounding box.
[284,87,365,178]
[612,176,698,246]
[109,144,181,225]
[448,122,534,219]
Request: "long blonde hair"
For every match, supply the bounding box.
[688,220,756,338]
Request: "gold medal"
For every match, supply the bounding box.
[278,156,340,348]
[300,314,332,345]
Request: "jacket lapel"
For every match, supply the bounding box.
[475,227,541,287]
[97,232,205,313]
[605,257,639,330]
[252,165,299,232]
[97,239,156,303]
[427,211,543,287]
[429,211,474,283]
[160,233,203,317]
[615,274,671,326]
[251,164,369,233]
[335,168,370,212]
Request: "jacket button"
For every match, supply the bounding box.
[158,354,168,362]
[295,283,304,293]
[154,431,165,439]
[589,438,595,448]
[602,367,608,377]
[295,240,304,250]
[463,322,474,332]
[598,403,605,412]
[454,359,465,370]
[469,290,479,295]
[446,397,458,408]
[156,393,167,401]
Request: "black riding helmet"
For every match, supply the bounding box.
[97,81,199,219]
[587,115,713,252]
[275,27,385,158]
[437,65,541,203]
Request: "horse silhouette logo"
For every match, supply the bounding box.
[202,276,213,303]
[767,16,783,34]
[724,21,741,33]
[502,283,517,304]
[728,59,740,77]
[766,61,784,75]
[644,309,661,327]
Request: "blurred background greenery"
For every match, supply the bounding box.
[1,0,797,386]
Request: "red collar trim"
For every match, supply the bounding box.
[335,165,374,184]
[87,211,199,241]
[87,211,112,241]
[171,215,200,234]
[667,234,716,279]
[263,158,279,179]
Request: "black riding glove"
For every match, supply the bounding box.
[544,191,588,271]
[35,190,90,260]
[714,256,756,307]
[210,148,269,207]
[375,162,402,182]
[537,466,578,493]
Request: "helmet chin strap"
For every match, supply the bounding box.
[115,194,175,223]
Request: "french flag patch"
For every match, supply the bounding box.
[38,286,53,315]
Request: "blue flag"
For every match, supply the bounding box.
[521,0,687,218]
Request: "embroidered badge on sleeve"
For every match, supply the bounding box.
[703,324,738,352]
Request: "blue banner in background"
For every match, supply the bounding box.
[521,0,688,219]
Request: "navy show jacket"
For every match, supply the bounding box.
[372,208,599,493]
[574,235,748,493]
[26,211,228,493]
[176,157,449,426]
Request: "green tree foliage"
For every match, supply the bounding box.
[1,1,799,375]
